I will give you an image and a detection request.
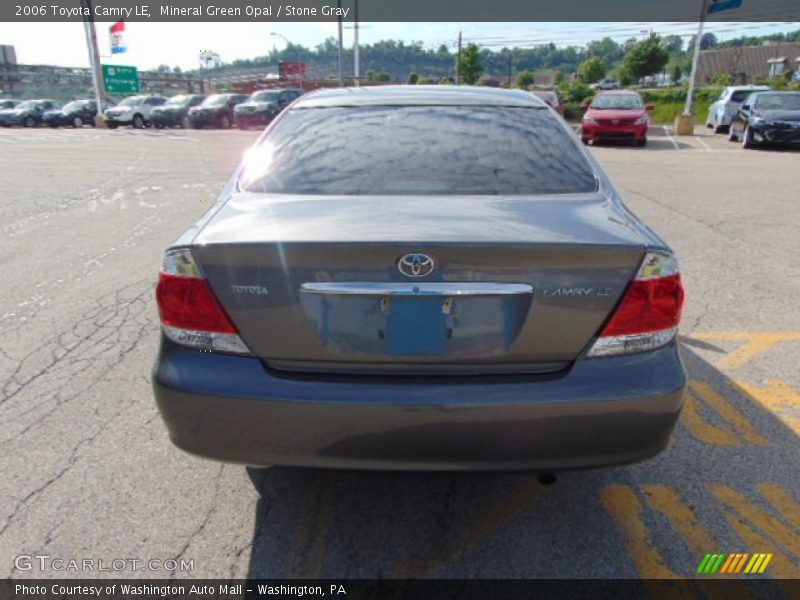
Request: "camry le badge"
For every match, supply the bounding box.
[398,253,435,277]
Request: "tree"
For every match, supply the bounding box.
[623,36,670,82]
[562,81,593,104]
[515,70,534,88]
[669,62,682,85]
[577,57,607,83]
[457,43,484,85]
[586,37,622,64]
[554,70,566,85]
[407,72,419,84]
[662,35,683,55]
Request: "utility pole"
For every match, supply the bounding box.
[353,0,359,86]
[81,0,106,127]
[337,0,344,86]
[507,52,513,87]
[455,31,462,84]
[684,0,709,117]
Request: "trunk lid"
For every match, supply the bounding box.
[190,192,647,374]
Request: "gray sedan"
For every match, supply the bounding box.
[153,86,687,471]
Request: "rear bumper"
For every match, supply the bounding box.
[153,338,686,471]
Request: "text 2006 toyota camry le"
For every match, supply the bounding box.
[153,86,686,471]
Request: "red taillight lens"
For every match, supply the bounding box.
[156,272,237,334]
[601,274,684,336]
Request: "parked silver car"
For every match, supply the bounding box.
[103,95,167,128]
[153,86,687,472]
[706,85,770,132]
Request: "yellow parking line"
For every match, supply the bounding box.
[757,484,800,530]
[642,484,717,554]
[689,380,769,445]
[681,391,740,446]
[600,485,680,579]
[692,332,800,370]
[711,485,800,557]
[731,380,800,436]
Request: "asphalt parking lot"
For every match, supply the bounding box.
[0,124,798,580]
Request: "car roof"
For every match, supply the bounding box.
[727,85,770,91]
[294,85,549,108]
[595,89,640,96]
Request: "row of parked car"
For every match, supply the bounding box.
[705,85,800,148]
[0,88,306,130]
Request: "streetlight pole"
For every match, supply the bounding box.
[80,0,106,127]
[337,0,344,86]
[353,0,360,86]
[684,0,710,117]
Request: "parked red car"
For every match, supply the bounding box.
[580,90,654,146]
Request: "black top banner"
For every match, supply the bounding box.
[4,0,800,22]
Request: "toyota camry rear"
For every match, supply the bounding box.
[152,86,686,471]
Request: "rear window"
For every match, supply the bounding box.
[730,91,752,103]
[239,106,597,195]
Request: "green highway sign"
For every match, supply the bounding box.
[102,65,139,94]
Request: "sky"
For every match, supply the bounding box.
[1,21,798,71]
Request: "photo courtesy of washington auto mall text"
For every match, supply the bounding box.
[9,584,347,598]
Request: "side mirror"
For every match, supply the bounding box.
[646,103,655,111]
[741,104,750,111]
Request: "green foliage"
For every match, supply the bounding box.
[636,86,722,123]
[554,71,566,85]
[623,35,670,81]
[561,81,593,104]
[713,73,733,86]
[458,43,484,85]
[407,72,419,84]
[367,69,392,82]
[577,57,607,84]
[515,70,534,88]
[669,62,682,85]
[612,64,635,87]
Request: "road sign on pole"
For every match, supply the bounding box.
[102,65,139,94]
[708,0,743,14]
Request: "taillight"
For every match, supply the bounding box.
[586,251,684,358]
[155,248,251,355]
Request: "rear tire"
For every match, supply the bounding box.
[728,125,738,142]
[72,116,83,128]
[132,114,145,129]
[181,116,190,129]
[106,122,118,129]
[637,138,647,147]
[23,116,36,128]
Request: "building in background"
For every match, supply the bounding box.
[697,41,800,84]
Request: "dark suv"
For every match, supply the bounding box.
[187,94,249,129]
[234,88,304,129]
[42,99,108,128]
[150,94,207,129]
[1,99,61,127]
